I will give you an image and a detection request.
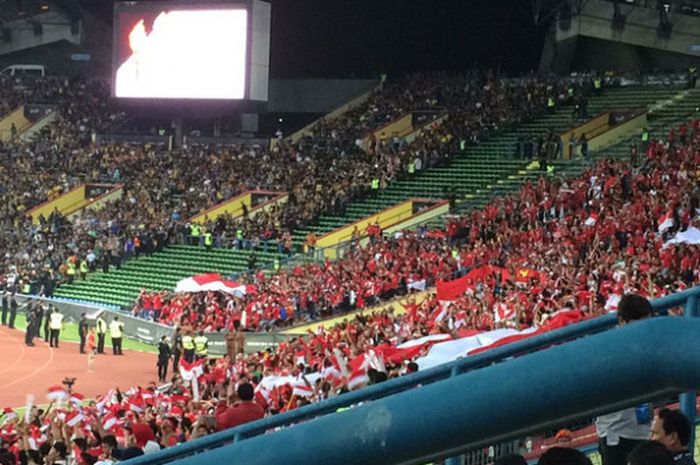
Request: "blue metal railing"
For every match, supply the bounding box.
[123,285,700,465]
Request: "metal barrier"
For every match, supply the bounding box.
[121,286,700,465]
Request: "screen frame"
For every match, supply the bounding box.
[112,0,263,110]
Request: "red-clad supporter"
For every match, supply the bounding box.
[214,383,265,431]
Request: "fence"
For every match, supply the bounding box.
[120,285,700,465]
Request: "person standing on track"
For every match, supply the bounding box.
[49,307,64,348]
[78,313,88,354]
[8,293,17,329]
[86,327,96,372]
[96,314,107,354]
[109,316,124,355]
[1,290,8,326]
[24,303,38,346]
[42,302,51,342]
[171,327,182,374]
[157,335,171,383]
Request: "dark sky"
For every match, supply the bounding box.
[93,0,549,79]
[267,0,549,78]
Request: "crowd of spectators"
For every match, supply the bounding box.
[131,117,700,333]
[0,71,593,296]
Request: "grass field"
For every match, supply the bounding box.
[9,313,157,353]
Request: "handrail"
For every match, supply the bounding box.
[122,285,700,465]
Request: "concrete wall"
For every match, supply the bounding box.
[0,11,80,57]
[554,0,700,63]
[268,79,379,113]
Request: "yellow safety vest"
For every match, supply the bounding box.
[109,321,123,338]
[371,178,380,189]
[204,233,213,246]
[191,225,201,237]
[182,335,195,350]
[194,336,208,355]
[547,97,555,108]
[80,261,88,273]
[67,262,76,276]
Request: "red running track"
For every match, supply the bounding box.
[0,325,159,407]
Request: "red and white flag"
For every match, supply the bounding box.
[584,213,599,227]
[174,273,257,297]
[179,358,205,381]
[102,412,118,431]
[66,411,84,427]
[493,302,515,323]
[128,397,144,413]
[291,379,313,398]
[347,368,369,390]
[658,213,674,233]
[47,386,67,401]
[70,393,84,408]
[1,408,17,424]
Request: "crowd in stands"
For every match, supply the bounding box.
[132,117,700,332]
[0,71,595,296]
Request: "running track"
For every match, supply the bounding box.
[0,325,159,407]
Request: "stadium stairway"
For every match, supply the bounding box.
[53,245,278,307]
[289,85,686,247]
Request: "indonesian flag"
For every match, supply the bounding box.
[493,302,515,323]
[66,410,84,427]
[47,385,68,401]
[128,397,144,413]
[416,311,585,370]
[658,212,674,233]
[102,412,118,431]
[585,212,599,226]
[179,358,205,382]
[347,368,369,390]
[605,294,622,312]
[291,379,313,398]
[174,273,257,297]
[1,408,17,423]
[70,393,84,408]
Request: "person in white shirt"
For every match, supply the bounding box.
[48,308,64,348]
[596,294,654,465]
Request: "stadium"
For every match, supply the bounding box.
[0,0,699,464]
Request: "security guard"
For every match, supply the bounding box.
[546,96,556,113]
[49,307,64,348]
[79,259,89,280]
[407,160,416,175]
[641,127,650,152]
[66,260,77,284]
[95,314,107,354]
[236,228,244,249]
[109,316,124,355]
[204,231,213,250]
[593,76,602,95]
[182,331,195,363]
[194,331,208,360]
[370,177,380,198]
[190,223,201,246]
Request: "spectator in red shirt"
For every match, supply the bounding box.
[215,383,264,431]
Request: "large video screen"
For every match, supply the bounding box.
[113,4,249,100]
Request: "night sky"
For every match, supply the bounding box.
[90,0,549,79]
[267,0,549,78]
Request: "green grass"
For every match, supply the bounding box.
[11,313,157,354]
